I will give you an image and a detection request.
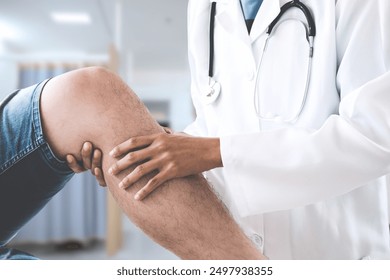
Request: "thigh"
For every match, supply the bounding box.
[0,81,73,245]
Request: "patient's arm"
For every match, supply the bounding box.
[39,67,265,259]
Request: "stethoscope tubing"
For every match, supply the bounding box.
[254,17,315,123]
[268,0,316,36]
[209,2,217,78]
[207,0,316,124]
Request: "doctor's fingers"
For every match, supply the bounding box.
[110,134,157,158]
[108,147,154,175]
[162,126,173,134]
[66,142,95,173]
[94,167,107,187]
[118,159,158,189]
[92,149,107,187]
[66,154,86,173]
[134,170,171,201]
[81,142,93,169]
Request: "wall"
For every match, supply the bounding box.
[0,51,108,99]
[131,69,193,131]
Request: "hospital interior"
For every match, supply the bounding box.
[0,0,192,259]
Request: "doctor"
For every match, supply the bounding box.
[70,0,390,259]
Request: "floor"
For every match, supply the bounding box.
[10,219,178,260]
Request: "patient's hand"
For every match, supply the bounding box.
[66,142,107,186]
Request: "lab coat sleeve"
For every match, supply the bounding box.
[183,0,210,136]
[220,0,390,216]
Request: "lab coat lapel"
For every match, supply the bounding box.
[250,0,281,43]
[215,0,252,48]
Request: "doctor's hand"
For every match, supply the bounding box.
[108,132,223,200]
[66,142,107,187]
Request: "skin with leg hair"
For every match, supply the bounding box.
[39,67,265,260]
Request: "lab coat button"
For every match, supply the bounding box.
[247,71,255,81]
[252,234,264,247]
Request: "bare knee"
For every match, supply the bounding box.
[51,66,118,103]
[39,66,158,160]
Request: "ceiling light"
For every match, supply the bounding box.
[50,12,91,24]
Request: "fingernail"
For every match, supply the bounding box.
[119,182,124,189]
[110,149,117,157]
[134,193,141,200]
[108,168,113,175]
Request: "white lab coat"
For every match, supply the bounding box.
[185,0,390,259]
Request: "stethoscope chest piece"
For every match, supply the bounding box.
[203,78,221,104]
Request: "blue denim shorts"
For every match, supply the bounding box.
[0,80,74,258]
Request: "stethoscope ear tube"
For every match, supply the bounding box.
[267,0,316,37]
[209,2,217,78]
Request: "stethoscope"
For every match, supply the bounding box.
[206,0,316,123]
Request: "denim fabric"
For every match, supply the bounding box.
[0,80,74,251]
[0,247,39,260]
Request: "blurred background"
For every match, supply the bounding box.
[0,0,193,259]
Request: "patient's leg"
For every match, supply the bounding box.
[39,67,264,260]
